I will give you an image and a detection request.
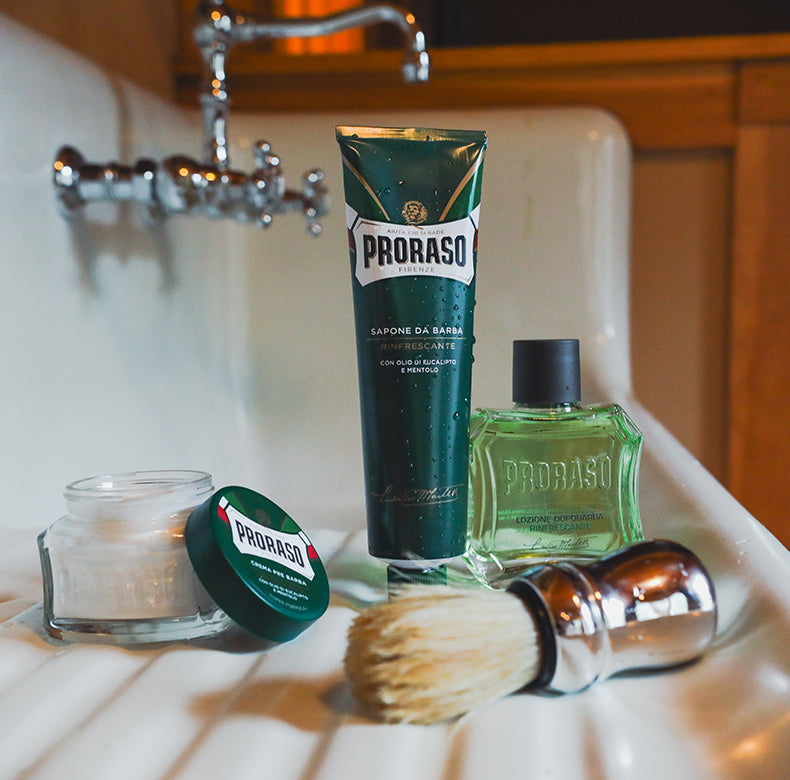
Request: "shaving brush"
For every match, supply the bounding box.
[345,540,717,724]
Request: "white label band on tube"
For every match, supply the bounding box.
[347,205,479,287]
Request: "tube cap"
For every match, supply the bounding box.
[185,486,329,642]
[512,339,581,405]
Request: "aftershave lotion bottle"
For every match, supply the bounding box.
[466,339,644,585]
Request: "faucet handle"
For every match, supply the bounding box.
[53,145,161,223]
[253,140,281,173]
[302,168,328,236]
[251,140,285,205]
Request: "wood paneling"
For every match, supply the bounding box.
[738,60,790,123]
[729,123,790,545]
[177,57,736,149]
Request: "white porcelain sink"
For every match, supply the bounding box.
[0,14,788,780]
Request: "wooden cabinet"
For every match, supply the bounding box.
[730,62,790,545]
[174,5,790,546]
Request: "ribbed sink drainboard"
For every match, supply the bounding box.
[1,526,789,780]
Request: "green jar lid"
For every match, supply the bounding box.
[185,486,329,642]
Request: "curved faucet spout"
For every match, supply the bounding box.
[227,5,429,83]
[193,1,430,168]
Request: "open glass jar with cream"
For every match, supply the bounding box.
[38,470,232,644]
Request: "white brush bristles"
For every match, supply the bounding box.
[344,585,542,725]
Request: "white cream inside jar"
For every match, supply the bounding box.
[38,470,232,643]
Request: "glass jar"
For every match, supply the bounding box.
[38,470,233,644]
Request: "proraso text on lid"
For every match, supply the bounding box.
[223,497,316,581]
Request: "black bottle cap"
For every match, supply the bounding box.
[512,339,581,404]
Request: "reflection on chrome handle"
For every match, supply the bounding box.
[510,540,718,693]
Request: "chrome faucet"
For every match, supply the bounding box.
[53,1,430,232]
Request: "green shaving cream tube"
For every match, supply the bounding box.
[336,126,487,568]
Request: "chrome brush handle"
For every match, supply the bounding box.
[509,540,718,693]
